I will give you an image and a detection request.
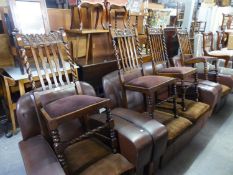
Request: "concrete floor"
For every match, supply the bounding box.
[0,95,233,175]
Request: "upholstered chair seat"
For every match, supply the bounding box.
[40,94,106,118]
[158,67,196,79]
[146,110,192,143]
[80,154,135,175]
[126,76,176,90]
[156,99,209,123]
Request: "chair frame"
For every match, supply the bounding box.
[177,29,219,83]
[147,27,198,111]
[110,26,177,118]
[14,30,118,173]
[203,32,230,68]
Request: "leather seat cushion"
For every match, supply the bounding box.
[156,98,209,122]
[166,117,192,142]
[158,67,196,78]
[221,84,231,97]
[64,138,111,175]
[42,95,105,118]
[80,153,134,175]
[126,75,174,89]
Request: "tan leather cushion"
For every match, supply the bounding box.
[221,84,231,97]
[126,75,174,89]
[80,153,134,175]
[156,98,209,122]
[166,117,192,141]
[64,139,111,174]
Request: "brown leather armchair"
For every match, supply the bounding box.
[17,81,167,175]
[102,70,212,168]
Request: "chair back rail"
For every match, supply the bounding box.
[110,27,143,83]
[176,29,194,62]
[147,27,170,69]
[14,30,79,92]
[203,32,214,54]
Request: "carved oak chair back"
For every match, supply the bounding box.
[14,30,81,93]
[203,32,214,54]
[147,27,170,71]
[221,13,233,30]
[217,30,228,50]
[176,29,194,63]
[110,27,142,80]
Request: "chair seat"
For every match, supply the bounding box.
[221,84,231,97]
[166,117,192,142]
[80,153,134,175]
[156,98,210,122]
[64,138,111,175]
[158,67,196,79]
[126,75,175,91]
[42,95,106,118]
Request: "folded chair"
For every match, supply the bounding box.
[110,26,177,119]
[14,30,134,175]
[146,27,198,111]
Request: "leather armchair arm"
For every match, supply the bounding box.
[111,108,168,164]
[88,113,153,175]
[19,135,65,175]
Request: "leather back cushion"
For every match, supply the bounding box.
[103,70,144,111]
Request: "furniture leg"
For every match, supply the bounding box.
[173,84,177,118]
[85,33,91,65]
[194,71,199,102]
[146,94,154,118]
[181,79,186,111]
[3,76,17,134]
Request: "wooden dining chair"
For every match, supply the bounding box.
[14,30,135,174]
[177,29,219,82]
[221,13,233,30]
[69,1,104,30]
[203,32,230,68]
[110,26,177,118]
[147,27,198,111]
[216,30,229,50]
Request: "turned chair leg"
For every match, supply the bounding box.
[173,84,177,118]
[181,79,186,111]
[194,72,199,102]
[146,94,154,118]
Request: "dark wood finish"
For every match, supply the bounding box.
[177,29,219,83]
[221,13,233,30]
[203,32,230,68]
[217,30,229,50]
[111,26,177,118]
[147,27,198,110]
[14,30,121,173]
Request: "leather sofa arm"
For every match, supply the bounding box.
[19,135,65,175]
[88,113,153,175]
[111,108,168,163]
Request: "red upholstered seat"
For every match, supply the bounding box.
[126,76,175,89]
[42,95,106,118]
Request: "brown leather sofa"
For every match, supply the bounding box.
[102,70,213,168]
[17,81,167,175]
